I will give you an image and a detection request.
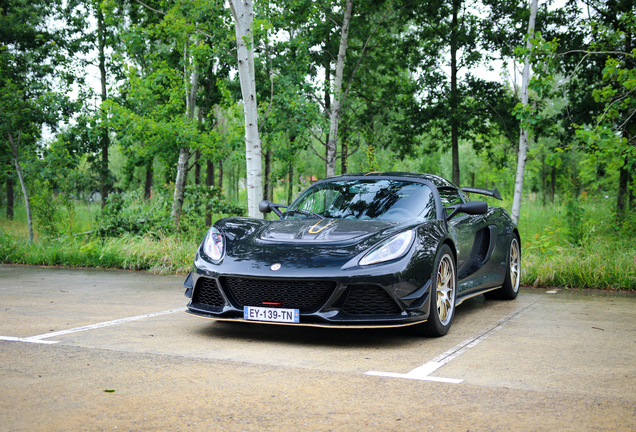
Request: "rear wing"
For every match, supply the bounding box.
[461,187,503,201]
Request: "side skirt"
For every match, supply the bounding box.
[455,286,502,306]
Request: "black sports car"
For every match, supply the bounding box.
[183,172,520,336]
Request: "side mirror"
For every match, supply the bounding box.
[259,200,288,218]
[259,200,273,214]
[445,200,488,220]
[461,200,488,215]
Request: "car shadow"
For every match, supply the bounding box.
[195,319,414,348]
[192,293,503,348]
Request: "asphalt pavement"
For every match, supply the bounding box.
[1,264,635,431]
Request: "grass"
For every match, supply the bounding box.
[1,194,635,290]
[516,195,636,290]
[0,198,200,275]
[0,233,197,275]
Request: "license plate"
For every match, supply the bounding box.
[244,306,300,323]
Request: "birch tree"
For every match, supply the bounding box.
[324,0,354,177]
[511,0,538,225]
[0,0,75,242]
[6,131,34,242]
[229,0,263,218]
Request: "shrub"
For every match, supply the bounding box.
[30,182,76,238]
[93,185,245,238]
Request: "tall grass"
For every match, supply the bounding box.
[1,194,635,289]
[0,233,197,275]
[516,196,636,290]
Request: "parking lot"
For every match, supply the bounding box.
[1,264,635,431]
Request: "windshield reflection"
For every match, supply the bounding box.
[285,180,435,221]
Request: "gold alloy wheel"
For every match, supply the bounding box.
[510,237,520,292]
[436,254,456,326]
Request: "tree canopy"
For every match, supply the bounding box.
[0,0,634,235]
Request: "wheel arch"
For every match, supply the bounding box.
[440,238,458,265]
[512,228,521,249]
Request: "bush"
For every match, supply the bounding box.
[564,191,584,246]
[93,185,245,238]
[180,184,245,234]
[93,189,172,237]
[30,182,76,238]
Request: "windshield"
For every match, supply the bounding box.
[286,180,436,221]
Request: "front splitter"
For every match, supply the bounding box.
[185,310,424,329]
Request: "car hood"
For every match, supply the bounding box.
[258,219,398,243]
[207,217,442,273]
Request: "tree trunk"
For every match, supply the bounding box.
[324,63,331,173]
[511,0,538,225]
[628,170,634,211]
[171,70,199,228]
[7,131,33,242]
[171,147,190,228]
[617,159,629,222]
[541,152,546,206]
[341,139,348,174]
[205,160,215,226]
[621,17,634,214]
[287,162,294,205]
[96,5,110,209]
[234,162,240,201]
[206,160,215,187]
[326,0,354,178]
[6,172,14,220]
[219,160,223,192]
[550,165,556,203]
[264,148,272,202]
[450,0,460,186]
[194,150,201,185]
[144,159,153,200]
[229,0,263,218]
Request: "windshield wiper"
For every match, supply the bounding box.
[284,209,325,219]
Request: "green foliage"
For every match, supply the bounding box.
[1,0,635,291]
[93,191,170,238]
[519,196,636,290]
[30,183,77,238]
[564,191,585,247]
[523,246,636,290]
[181,184,245,230]
[0,231,196,275]
[93,185,245,238]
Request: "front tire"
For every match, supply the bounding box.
[417,244,456,337]
[485,234,521,300]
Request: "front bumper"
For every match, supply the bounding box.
[183,266,432,328]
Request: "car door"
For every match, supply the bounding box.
[438,188,487,279]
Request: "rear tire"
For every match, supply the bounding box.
[485,234,521,300]
[416,244,456,337]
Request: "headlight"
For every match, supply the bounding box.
[359,230,414,266]
[203,226,225,261]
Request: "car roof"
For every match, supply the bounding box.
[319,172,457,189]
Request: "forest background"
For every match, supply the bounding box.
[0,0,634,289]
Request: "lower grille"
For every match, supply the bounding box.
[222,277,336,313]
[342,285,402,315]
[192,277,225,307]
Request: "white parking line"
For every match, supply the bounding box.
[365,302,538,384]
[0,307,186,344]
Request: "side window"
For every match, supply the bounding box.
[438,188,463,207]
